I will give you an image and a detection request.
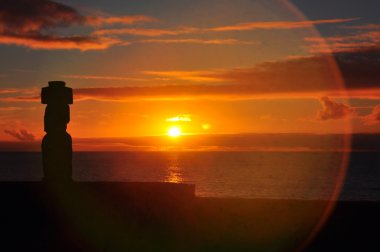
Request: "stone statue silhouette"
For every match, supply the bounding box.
[41,81,73,182]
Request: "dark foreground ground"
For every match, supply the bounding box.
[0,182,379,252]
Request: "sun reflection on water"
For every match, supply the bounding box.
[165,154,183,183]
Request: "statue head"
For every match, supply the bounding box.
[41,81,73,105]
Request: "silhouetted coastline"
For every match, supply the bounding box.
[0,181,378,251]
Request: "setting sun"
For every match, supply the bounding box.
[168,126,182,138]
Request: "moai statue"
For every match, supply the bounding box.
[41,81,73,182]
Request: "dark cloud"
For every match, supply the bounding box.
[207,48,380,92]
[144,48,380,95]
[305,31,380,54]
[0,0,153,50]
[151,46,380,93]
[205,55,341,93]
[305,23,380,90]
[50,49,380,101]
[0,0,108,50]
[74,84,259,101]
[317,97,354,120]
[4,128,36,142]
[0,0,85,34]
[334,47,380,90]
[2,46,380,101]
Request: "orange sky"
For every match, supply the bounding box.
[0,0,380,145]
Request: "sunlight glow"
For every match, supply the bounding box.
[168,126,182,137]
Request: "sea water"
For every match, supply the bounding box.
[0,151,379,201]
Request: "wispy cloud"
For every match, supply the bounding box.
[209,18,358,32]
[137,38,258,45]
[0,107,23,111]
[0,87,40,102]
[93,27,198,37]
[143,70,222,82]
[4,128,35,142]
[62,74,145,82]
[343,24,380,30]
[94,18,356,38]
[72,86,380,102]
[0,34,119,50]
[0,88,18,95]
[85,15,156,26]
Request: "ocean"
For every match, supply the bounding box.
[0,151,379,201]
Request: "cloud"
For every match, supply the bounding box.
[209,18,358,32]
[206,47,380,92]
[72,84,351,102]
[0,107,23,111]
[144,54,349,93]
[62,74,144,82]
[0,87,41,102]
[0,34,119,50]
[0,0,152,50]
[0,88,18,95]
[343,24,380,30]
[86,15,155,26]
[144,70,222,82]
[73,85,239,101]
[0,94,39,102]
[317,97,354,120]
[137,38,258,45]
[306,22,380,54]
[166,115,192,122]
[306,31,380,53]
[334,47,380,90]
[363,105,380,125]
[0,0,95,50]
[0,1,359,52]
[4,129,35,142]
[93,27,199,37]
[94,18,355,37]
[204,57,339,91]
[0,0,85,33]
[3,45,380,102]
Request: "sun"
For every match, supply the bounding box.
[168,126,181,138]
